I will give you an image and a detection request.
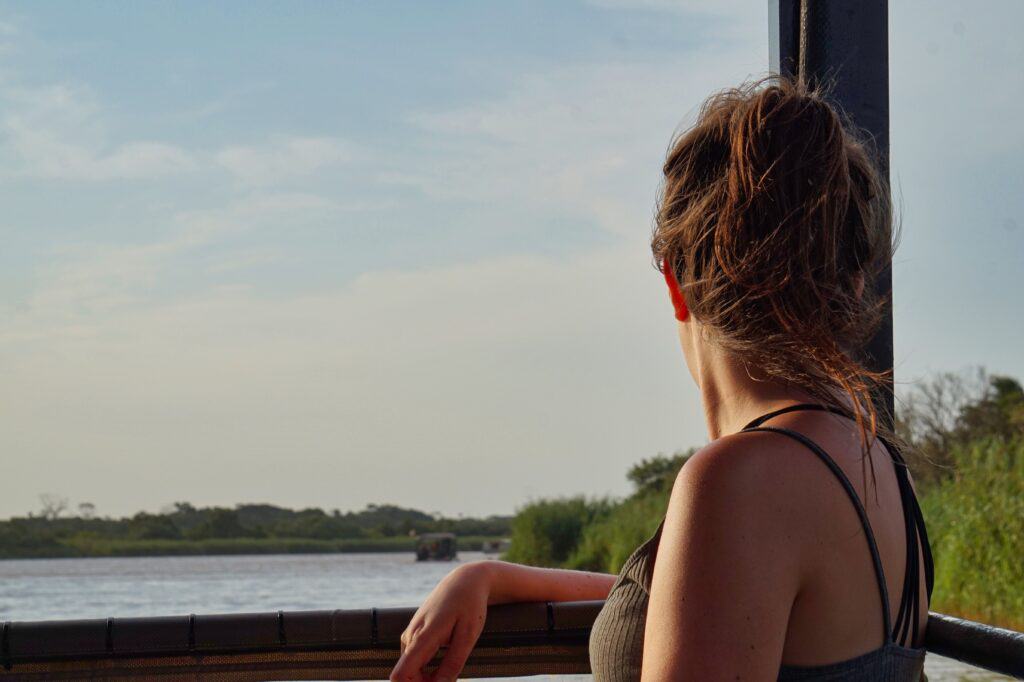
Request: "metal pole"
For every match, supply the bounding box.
[769,0,894,424]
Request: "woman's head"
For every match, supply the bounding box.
[653,76,893,441]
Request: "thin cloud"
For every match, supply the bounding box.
[397,52,765,236]
[215,136,353,186]
[5,192,345,337]
[0,75,349,184]
[0,82,196,180]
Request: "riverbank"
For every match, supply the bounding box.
[0,535,505,559]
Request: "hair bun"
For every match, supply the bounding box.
[653,76,894,449]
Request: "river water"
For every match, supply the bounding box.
[0,553,1008,681]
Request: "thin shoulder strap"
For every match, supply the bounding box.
[879,437,935,646]
[742,403,853,430]
[741,424,894,643]
[880,436,935,601]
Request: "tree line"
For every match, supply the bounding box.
[0,502,512,558]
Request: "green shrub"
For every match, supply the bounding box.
[567,450,691,573]
[504,497,613,567]
[568,491,669,573]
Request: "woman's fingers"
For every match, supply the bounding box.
[391,646,430,682]
[390,565,492,682]
[390,621,449,682]
[430,619,482,682]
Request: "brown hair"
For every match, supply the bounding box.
[653,76,894,467]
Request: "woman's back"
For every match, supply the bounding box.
[589,404,933,681]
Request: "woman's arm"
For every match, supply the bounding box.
[641,437,803,681]
[483,560,617,603]
[390,561,615,682]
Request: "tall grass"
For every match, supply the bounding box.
[920,436,1024,629]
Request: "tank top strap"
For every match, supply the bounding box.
[877,437,935,647]
[878,433,934,607]
[740,424,894,643]
[742,402,854,430]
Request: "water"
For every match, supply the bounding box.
[0,554,1009,681]
[0,552,465,620]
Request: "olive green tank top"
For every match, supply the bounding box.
[589,404,934,681]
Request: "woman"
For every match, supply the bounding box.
[389,77,933,682]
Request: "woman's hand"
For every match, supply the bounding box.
[389,559,616,682]
[390,561,494,682]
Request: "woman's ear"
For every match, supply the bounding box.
[853,272,866,301]
[662,257,689,322]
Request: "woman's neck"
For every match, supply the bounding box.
[694,346,816,440]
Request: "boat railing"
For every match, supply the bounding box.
[2,601,1023,680]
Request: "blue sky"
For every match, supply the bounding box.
[1,1,1021,519]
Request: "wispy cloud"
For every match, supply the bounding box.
[395,50,764,236]
[215,136,352,186]
[6,192,344,338]
[0,77,351,184]
[174,81,278,122]
[0,83,196,180]
[0,17,17,53]
[585,0,764,41]
[586,0,756,19]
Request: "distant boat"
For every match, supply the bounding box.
[415,532,457,561]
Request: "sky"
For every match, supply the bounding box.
[1,1,1021,520]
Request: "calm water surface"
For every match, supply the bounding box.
[0,553,1007,681]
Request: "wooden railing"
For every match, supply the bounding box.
[2,602,1023,680]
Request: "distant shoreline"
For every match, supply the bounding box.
[0,535,505,560]
[1,502,512,561]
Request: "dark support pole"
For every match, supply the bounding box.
[769,0,894,425]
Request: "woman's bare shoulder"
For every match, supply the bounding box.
[668,429,833,544]
[675,429,819,492]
